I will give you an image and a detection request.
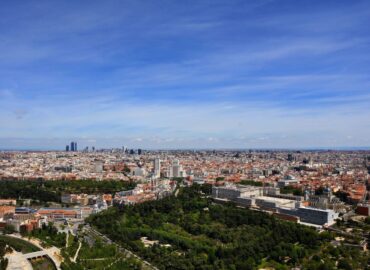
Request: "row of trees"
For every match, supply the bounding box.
[88,184,331,269]
[239,180,265,186]
[280,186,303,196]
[0,179,135,203]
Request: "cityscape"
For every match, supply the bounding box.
[1,1,370,270]
[0,147,369,269]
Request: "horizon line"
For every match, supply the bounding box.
[1,146,370,152]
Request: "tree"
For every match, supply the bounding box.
[0,258,8,270]
[123,165,131,173]
[2,224,16,235]
[315,187,325,196]
[364,216,370,225]
[338,259,352,270]
[88,186,324,269]
[334,191,350,202]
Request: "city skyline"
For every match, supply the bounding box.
[1,0,370,149]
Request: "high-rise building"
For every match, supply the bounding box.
[66,145,69,152]
[170,159,186,178]
[287,154,294,162]
[70,141,78,152]
[154,158,161,178]
[173,159,180,166]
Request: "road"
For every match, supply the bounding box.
[72,241,82,262]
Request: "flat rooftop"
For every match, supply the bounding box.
[256,196,295,204]
[299,206,335,213]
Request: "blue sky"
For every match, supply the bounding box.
[0,0,370,149]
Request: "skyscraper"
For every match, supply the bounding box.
[154,158,161,178]
[170,159,186,178]
[66,145,69,152]
[70,141,78,152]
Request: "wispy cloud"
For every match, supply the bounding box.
[0,90,369,148]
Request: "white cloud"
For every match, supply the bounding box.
[0,90,369,149]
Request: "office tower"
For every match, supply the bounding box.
[138,149,142,155]
[65,145,69,152]
[154,158,161,178]
[172,161,180,177]
[92,146,95,152]
[69,141,78,152]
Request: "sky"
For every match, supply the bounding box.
[0,0,370,150]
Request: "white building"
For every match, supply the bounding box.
[277,175,300,187]
[170,159,186,178]
[154,158,161,178]
[279,207,339,226]
[134,167,146,177]
[94,161,103,173]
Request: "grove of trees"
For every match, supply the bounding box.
[87,184,342,270]
[0,179,135,203]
